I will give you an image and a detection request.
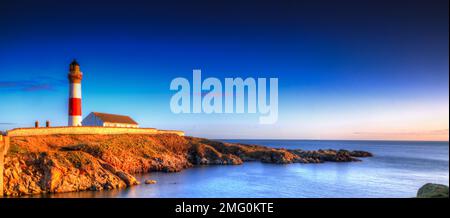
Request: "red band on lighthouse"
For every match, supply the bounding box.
[69,98,82,116]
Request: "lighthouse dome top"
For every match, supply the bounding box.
[70,59,80,66]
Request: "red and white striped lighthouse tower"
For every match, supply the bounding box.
[68,59,83,126]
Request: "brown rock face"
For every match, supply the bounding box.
[3,134,372,196]
[3,152,129,196]
[188,143,243,165]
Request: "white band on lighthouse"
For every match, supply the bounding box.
[70,83,82,98]
[68,115,82,126]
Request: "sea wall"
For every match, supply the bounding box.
[6,126,184,137]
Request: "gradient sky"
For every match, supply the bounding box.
[0,0,448,140]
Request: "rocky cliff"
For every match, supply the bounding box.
[3,134,372,196]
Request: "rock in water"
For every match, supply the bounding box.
[349,150,373,157]
[145,179,157,184]
[417,183,449,198]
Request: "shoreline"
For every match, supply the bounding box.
[2,134,372,196]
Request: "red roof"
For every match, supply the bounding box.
[92,112,138,125]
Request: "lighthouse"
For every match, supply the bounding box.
[68,59,83,126]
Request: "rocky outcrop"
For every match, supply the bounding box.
[189,143,243,165]
[417,183,449,198]
[3,134,372,196]
[3,152,138,196]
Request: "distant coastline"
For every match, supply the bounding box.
[218,139,450,142]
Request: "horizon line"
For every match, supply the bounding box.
[210,138,450,142]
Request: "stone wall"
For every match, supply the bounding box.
[157,130,186,135]
[6,126,184,137]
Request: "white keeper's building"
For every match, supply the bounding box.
[81,112,139,128]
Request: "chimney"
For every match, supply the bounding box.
[46,120,50,128]
[35,121,39,128]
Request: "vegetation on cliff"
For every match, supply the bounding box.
[3,134,372,196]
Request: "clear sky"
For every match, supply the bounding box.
[0,0,448,140]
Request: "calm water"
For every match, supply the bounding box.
[37,140,449,198]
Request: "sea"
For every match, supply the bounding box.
[36,140,449,198]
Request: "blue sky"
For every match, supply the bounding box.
[0,0,448,140]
